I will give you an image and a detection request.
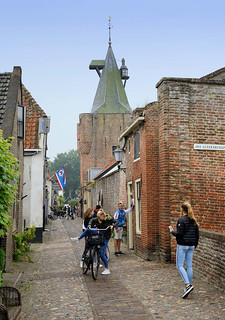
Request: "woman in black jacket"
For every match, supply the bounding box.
[170,202,199,298]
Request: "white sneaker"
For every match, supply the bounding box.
[100,264,103,268]
[101,269,110,275]
[70,237,79,242]
[80,260,83,268]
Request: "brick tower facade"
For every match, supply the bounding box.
[77,34,132,211]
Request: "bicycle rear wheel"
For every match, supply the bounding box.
[91,247,100,280]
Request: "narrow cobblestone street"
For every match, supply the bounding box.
[3,218,225,320]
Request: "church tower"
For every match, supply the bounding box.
[77,18,132,194]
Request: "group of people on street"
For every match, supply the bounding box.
[71,202,132,275]
[71,200,199,299]
[48,205,79,220]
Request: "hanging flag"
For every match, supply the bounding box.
[55,166,66,190]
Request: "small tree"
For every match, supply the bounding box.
[68,199,78,207]
[0,129,20,237]
[58,196,65,206]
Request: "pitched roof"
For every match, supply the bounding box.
[22,85,47,149]
[94,159,118,180]
[91,45,132,114]
[0,73,12,128]
[200,67,225,81]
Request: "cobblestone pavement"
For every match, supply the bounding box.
[3,218,225,320]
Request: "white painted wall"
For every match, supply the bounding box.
[46,179,53,209]
[23,134,46,229]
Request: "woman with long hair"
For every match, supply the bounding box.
[169,201,199,298]
[73,208,94,267]
[82,208,94,231]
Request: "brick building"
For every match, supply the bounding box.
[156,68,225,287]
[77,33,133,214]
[87,67,225,288]
[0,67,25,269]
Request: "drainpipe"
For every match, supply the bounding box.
[94,113,97,167]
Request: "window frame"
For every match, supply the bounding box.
[133,130,140,161]
[135,178,141,234]
[17,104,26,139]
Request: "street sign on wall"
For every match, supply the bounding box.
[194,144,225,151]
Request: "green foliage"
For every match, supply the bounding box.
[68,199,78,206]
[54,205,63,212]
[48,149,80,199]
[0,248,5,285]
[58,196,65,205]
[90,181,95,187]
[13,226,36,262]
[0,129,20,237]
[0,248,5,271]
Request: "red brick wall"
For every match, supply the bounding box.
[157,77,225,286]
[157,79,225,234]
[124,104,160,260]
[77,113,132,184]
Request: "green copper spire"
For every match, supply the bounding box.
[90,20,132,114]
[91,45,131,114]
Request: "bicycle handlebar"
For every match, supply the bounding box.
[88,226,111,231]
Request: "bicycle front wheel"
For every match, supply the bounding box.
[91,247,100,280]
[82,254,90,274]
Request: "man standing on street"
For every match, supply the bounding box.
[114,201,133,256]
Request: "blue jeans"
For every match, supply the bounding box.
[176,244,195,285]
[79,228,98,239]
[101,238,109,269]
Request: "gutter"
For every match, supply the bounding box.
[94,161,118,180]
[118,116,145,142]
[24,149,42,156]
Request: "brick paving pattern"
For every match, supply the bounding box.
[3,218,225,320]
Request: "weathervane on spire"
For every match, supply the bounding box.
[108,16,112,45]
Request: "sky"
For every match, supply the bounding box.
[1,0,225,160]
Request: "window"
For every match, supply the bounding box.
[135,179,141,233]
[112,146,117,155]
[17,104,26,139]
[128,138,130,154]
[133,130,140,160]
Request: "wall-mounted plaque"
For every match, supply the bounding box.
[194,144,225,150]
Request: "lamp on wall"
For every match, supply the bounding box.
[114,148,126,173]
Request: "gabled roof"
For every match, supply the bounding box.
[91,45,132,114]
[94,159,118,180]
[156,67,225,88]
[0,73,12,127]
[200,67,225,81]
[22,85,47,149]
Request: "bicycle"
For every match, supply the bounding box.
[82,227,110,280]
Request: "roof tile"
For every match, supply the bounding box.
[0,73,12,127]
[22,85,47,149]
